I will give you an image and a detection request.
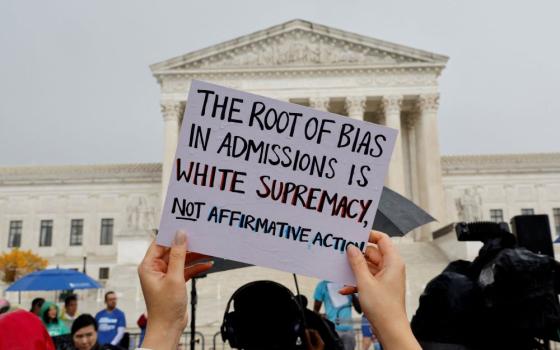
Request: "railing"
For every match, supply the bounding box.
[212,331,228,350]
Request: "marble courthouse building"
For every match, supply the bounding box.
[2,20,560,337]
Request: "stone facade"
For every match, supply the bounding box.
[0,164,161,322]
[443,153,560,226]
[2,154,559,340]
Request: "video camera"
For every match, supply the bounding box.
[412,216,560,350]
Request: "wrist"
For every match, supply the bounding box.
[142,320,184,350]
[374,315,420,350]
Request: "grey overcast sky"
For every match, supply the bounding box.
[1,0,559,166]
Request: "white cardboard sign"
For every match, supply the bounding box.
[157,80,397,285]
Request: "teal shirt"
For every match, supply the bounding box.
[45,320,69,336]
[314,280,353,331]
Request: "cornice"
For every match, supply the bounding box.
[157,67,442,94]
[3,153,557,187]
[153,63,445,80]
[0,163,162,186]
[442,153,560,175]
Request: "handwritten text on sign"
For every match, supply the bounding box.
[157,80,397,285]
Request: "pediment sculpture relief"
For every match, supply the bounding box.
[182,31,417,69]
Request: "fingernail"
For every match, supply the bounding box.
[347,244,360,257]
[174,231,186,245]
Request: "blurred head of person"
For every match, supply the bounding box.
[30,297,45,316]
[221,281,305,350]
[71,314,98,350]
[64,294,78,316]
[40,301,60,324]
[0,310,55,350]
[0,299,10,315]
[104,291,117,311]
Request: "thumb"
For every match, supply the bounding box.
[168,231,187,279]
[346,244,374,286]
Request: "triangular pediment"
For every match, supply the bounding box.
[151,20,448,72]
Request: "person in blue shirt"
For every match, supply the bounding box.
[313,280,356,350]
[95,291,126,346]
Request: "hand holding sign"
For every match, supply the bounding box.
[342,231,421,349]
[158,80,396,284]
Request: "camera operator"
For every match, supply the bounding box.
[411,221,560,350]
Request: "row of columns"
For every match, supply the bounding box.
[160,94,445,240]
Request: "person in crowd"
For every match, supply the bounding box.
[0,298,10,315]
[220,280,326,350]
[71,313,121,350]
[361,314,382,350]
[30,297,45,316]
[41,301,70,336]
[61,294,80,329]
[95,291,126,346]
[0,309,56,350]
[313,280,356,350]
[137,230,421,350]
[136,311,148,346]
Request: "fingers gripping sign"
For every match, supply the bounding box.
[339,231,420,350]
[138,231,213,349]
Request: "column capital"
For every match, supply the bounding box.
[381,95,403,114]
[160,100,184,122]
[416,94,439,113]
[403,115,418,130]
[345,96,366,119]
[309,96,330,111]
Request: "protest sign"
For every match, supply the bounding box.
[157,80,397,284]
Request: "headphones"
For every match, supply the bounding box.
[221,280,306,349]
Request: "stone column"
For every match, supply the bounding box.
[405,116,420,200]
[404,115,422,241]
[309,96,330,112]
[160,100,183,206]
[415,94,447,240]
[345,96,366,120]
[382,95,405,194]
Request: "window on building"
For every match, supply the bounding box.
[490,209,504,223]
[553,208,560,235]
[69,219,83,246]
[99,267,110,280]
[521,208,535,215]
[100,218,113,245]
[8,221,22,248]
[39,220,53,247]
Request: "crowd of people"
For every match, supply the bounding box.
[0,290,138,349]
[0,230,420,350]
[137,230,421,350]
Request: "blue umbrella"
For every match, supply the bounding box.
[6,268,102,292]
